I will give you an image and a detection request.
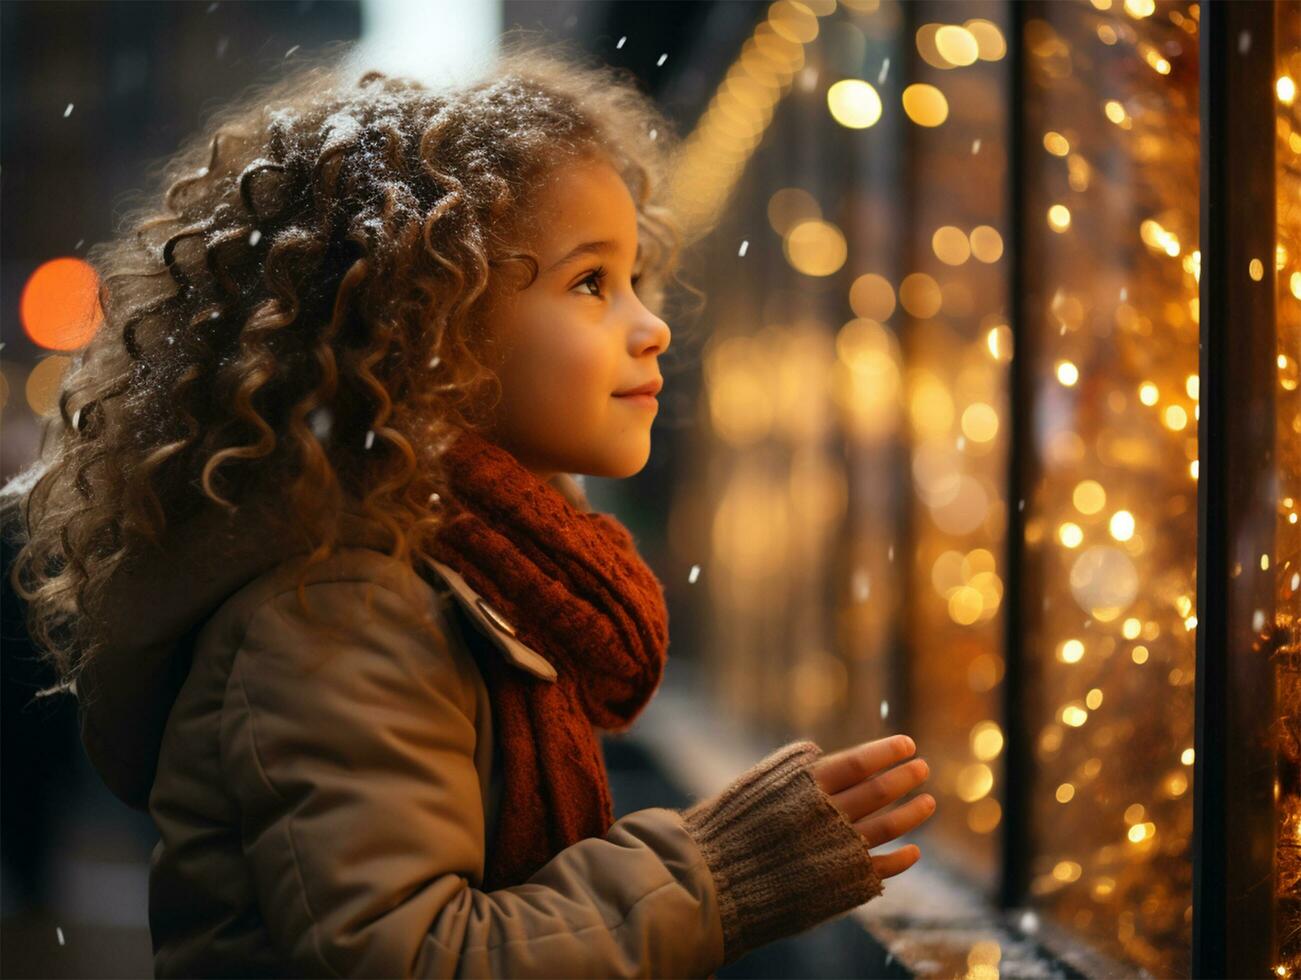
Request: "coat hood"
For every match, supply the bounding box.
[59,474,587,813]
[73,504,393,811]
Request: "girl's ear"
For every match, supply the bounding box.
[547,472,591,513]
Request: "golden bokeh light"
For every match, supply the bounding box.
[899,272,943,318]
[902,83,949,126]
[1104,99,1132,128]
[1044,130,1071,156]
[1061,703,1089,727]
[1056,360,1080,386]
[935,25,979,67]
[1110,510,1136,541]
[969,225,1005,262]
[826,78,883,128]
[767,187,822,235]
[933,225,972,265]
[1059,522,1085,548]
[24,355,72,417]
[1073,480,1107,515]
[963,19,1007,60]
[971,721,1005,760]
[961,402,1000,442]
[914,24,949,71]
[849,272,897,321]
[767,0,820,44]
[968,797,1002,834]
[784,219,847,276]
[956,763,995,802]
[986,323,1013,361]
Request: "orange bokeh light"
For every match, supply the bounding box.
[20,257,104,351]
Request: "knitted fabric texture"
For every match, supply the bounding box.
[680,740,885,965]
[427,427,670,890]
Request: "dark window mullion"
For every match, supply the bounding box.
[1194,2,1278,976]
[999,0,1034,916]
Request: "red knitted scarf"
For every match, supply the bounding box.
[426,427,670,890]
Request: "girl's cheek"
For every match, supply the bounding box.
[558,334,616,399]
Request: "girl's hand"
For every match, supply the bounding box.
[810,734,935,879]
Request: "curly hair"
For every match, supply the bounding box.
[5,33,691,695]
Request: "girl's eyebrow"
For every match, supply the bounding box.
[544,239,640,275]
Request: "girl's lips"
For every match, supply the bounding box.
[613,393,658,408]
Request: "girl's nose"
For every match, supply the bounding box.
[632,305,671,356]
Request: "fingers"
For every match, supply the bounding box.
[855,792,937,849]
[868,843,922,879]
[811,734,917,796]
[830,756,930,824]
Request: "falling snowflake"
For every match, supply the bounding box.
[616,35,627,50]
[1238,30,1251,54]
[656,53,667,67]
[1019,910,1040,934]
[364,429,376,450]
[648,127,658,141]
[956,436,966,451]
[428,355,441,369]
[880,700,889,720]
[207,1,219,10]
[428,491,441,506]
[308,407,333,441]
[285,45,300,59]
[737,240,749,257]
[852,568,870,602]
[878,58,890,84]
[972,138,982,154]
[56,926,65,946]
[64,103,74,118]
[248,230,262,246]
[887,545,895,562]
[688,564,700,584]
[74,238,84,250]
[216,36,229,59]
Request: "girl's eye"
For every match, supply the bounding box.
[577,267,607,298]
[574,266,643,299]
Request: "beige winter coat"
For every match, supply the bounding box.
[75,486,884,977]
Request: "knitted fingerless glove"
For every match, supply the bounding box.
[678,739,884,965]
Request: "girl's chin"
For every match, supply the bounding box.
[587,445,651,480]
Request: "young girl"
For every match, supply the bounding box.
[7,37,935,977]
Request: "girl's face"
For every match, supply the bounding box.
[478,156,672,482]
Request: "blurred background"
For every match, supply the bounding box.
[2,1,1298,977]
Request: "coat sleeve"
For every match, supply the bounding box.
[219,579,725,979]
